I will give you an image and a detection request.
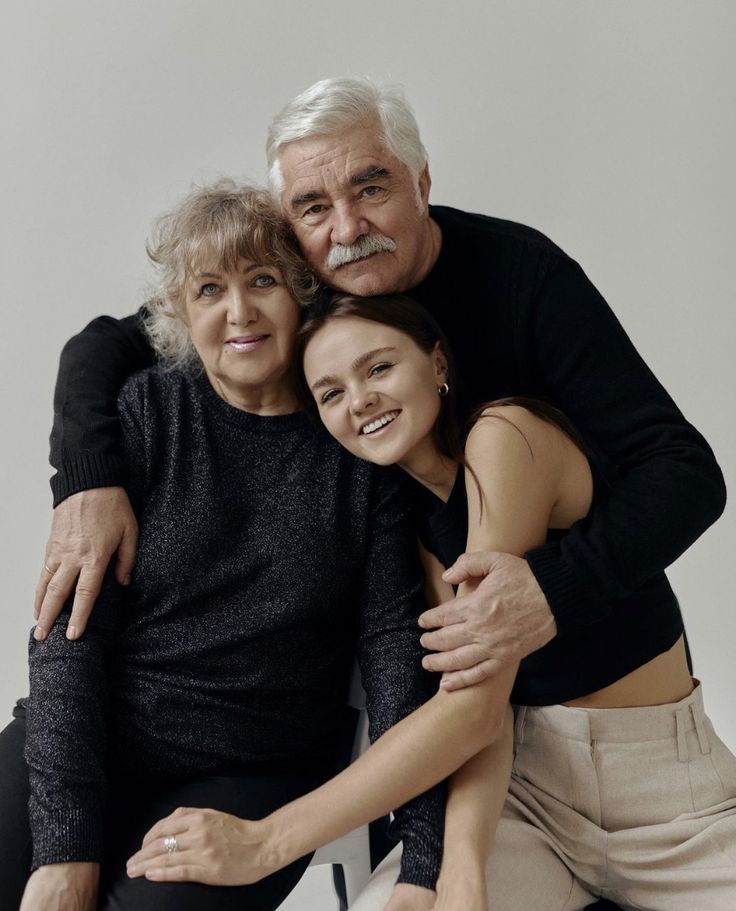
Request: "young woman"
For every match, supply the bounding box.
[296,292,736,911]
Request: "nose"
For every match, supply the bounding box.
[348,385,378,415]
[330,202,370,247]
[227,288,258,326]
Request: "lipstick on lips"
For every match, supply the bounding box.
[225,334,270,353]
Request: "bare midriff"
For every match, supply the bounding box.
[563,635,693,709]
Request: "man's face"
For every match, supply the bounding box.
[278,124,437,295]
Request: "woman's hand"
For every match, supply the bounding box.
[20,862,99,911]
[126,806,281,885]
[384,883,436,910]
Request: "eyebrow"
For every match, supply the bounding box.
[290,166,391,209]
[191,262,264,279]
[310,347,397,392]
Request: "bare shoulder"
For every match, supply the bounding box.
[465,404,564,471]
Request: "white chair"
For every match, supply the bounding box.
[307,672,373,908]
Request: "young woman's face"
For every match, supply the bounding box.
[303,315,448,468]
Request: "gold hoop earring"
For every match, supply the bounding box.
[437,382,450,398]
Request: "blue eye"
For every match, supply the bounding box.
[369,362,393,377]
[361,186,382,198]
[320,388,342,405]
[200,283,220,297]
[253,274,276,288]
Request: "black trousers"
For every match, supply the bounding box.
[0,711,331,911]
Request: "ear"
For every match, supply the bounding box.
[432,340,448,382]
[417,163,432,207]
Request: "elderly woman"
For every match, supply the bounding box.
[0,182,511,911]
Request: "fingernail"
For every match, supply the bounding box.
[33,626,46,642]
[123,574,131,586]
[418,618,427,629]
[66,625,78,641]
[440,679,450,690]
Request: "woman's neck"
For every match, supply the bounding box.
[210,373,300,416]
[398,442,459,503]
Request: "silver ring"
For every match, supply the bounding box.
[43,564,56,576]
[164,835,178,854]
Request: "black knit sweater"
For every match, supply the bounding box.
[47,205,726,637]
[27,367,444,887]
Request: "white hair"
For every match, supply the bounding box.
[266,76,428,197]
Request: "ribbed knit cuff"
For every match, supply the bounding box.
[50,453,127,507]
[396,830,442,891]
[31,808,103,870]
[525,541,608,634]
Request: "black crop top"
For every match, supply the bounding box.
[412,450,686,705]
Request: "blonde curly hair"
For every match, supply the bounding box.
[144,180,316,367]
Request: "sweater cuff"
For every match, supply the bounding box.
[50,453,127,507]
[525,540,608,634]
[31,807,104,870]
[395,828,442,891]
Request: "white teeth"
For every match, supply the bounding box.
[361,412,398,435]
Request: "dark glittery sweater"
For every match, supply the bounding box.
[25,366,444,887]
[47,206,725,638]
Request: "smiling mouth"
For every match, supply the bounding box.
[226,335,269,352]
[361,411,400,435]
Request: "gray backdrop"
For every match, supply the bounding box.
[2,0,734,764]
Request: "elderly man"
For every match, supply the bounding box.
[34,78,725,909]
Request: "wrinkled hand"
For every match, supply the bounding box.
[20,862,99,911]
[384,883,436,911]
[418,551,556,690]
[126,807,279,885]
[34,487,138,641]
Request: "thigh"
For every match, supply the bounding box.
[0,709,32,911]
[485,801,595,911]
[100,765,328,911]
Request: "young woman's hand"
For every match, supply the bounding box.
[20,862,99,911]
[434,858,487,911]
[384,883,436,910]
[126,807,280,885]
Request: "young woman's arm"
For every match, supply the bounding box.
[433,406,573,910]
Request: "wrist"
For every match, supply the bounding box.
[259,806,308,873]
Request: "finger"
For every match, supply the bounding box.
[141,808,194,847]
[144,864,200,882]
[33,562,60,620]
[420,623,471,653]
[66,563,108,639]
[422,644,487,674]
[128,832,191,870]
[114,521,139,586]
[442,550,501,584]
[438,658,505,691]
[418,599,466,630]
[33,565,80,640]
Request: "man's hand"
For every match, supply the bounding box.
[384,883,436,911]
[34,487,138,641]
[20,862,99,911]
[418,551,556,691]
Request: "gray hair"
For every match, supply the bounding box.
[266,76,428,196]
[143,179,316,368]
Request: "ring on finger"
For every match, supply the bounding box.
[164,835,178,854]
[43,564,56,576]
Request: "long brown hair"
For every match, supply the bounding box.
[296,293,586,465]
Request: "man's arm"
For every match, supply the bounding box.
[524,256,726,629]
[421,259,726,686]
[35,310,154,638]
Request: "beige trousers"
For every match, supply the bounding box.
[352,683,736,910]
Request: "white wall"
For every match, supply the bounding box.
[2,0,734,765]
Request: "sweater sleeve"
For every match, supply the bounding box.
[356,470,445,891]
[49,307,155,506]
[522,255,727,632]
[26,388,148,867]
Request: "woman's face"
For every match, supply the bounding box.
[303,315,448,469]
[183,257,300,412]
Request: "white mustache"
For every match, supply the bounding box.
[327,234,397,270]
